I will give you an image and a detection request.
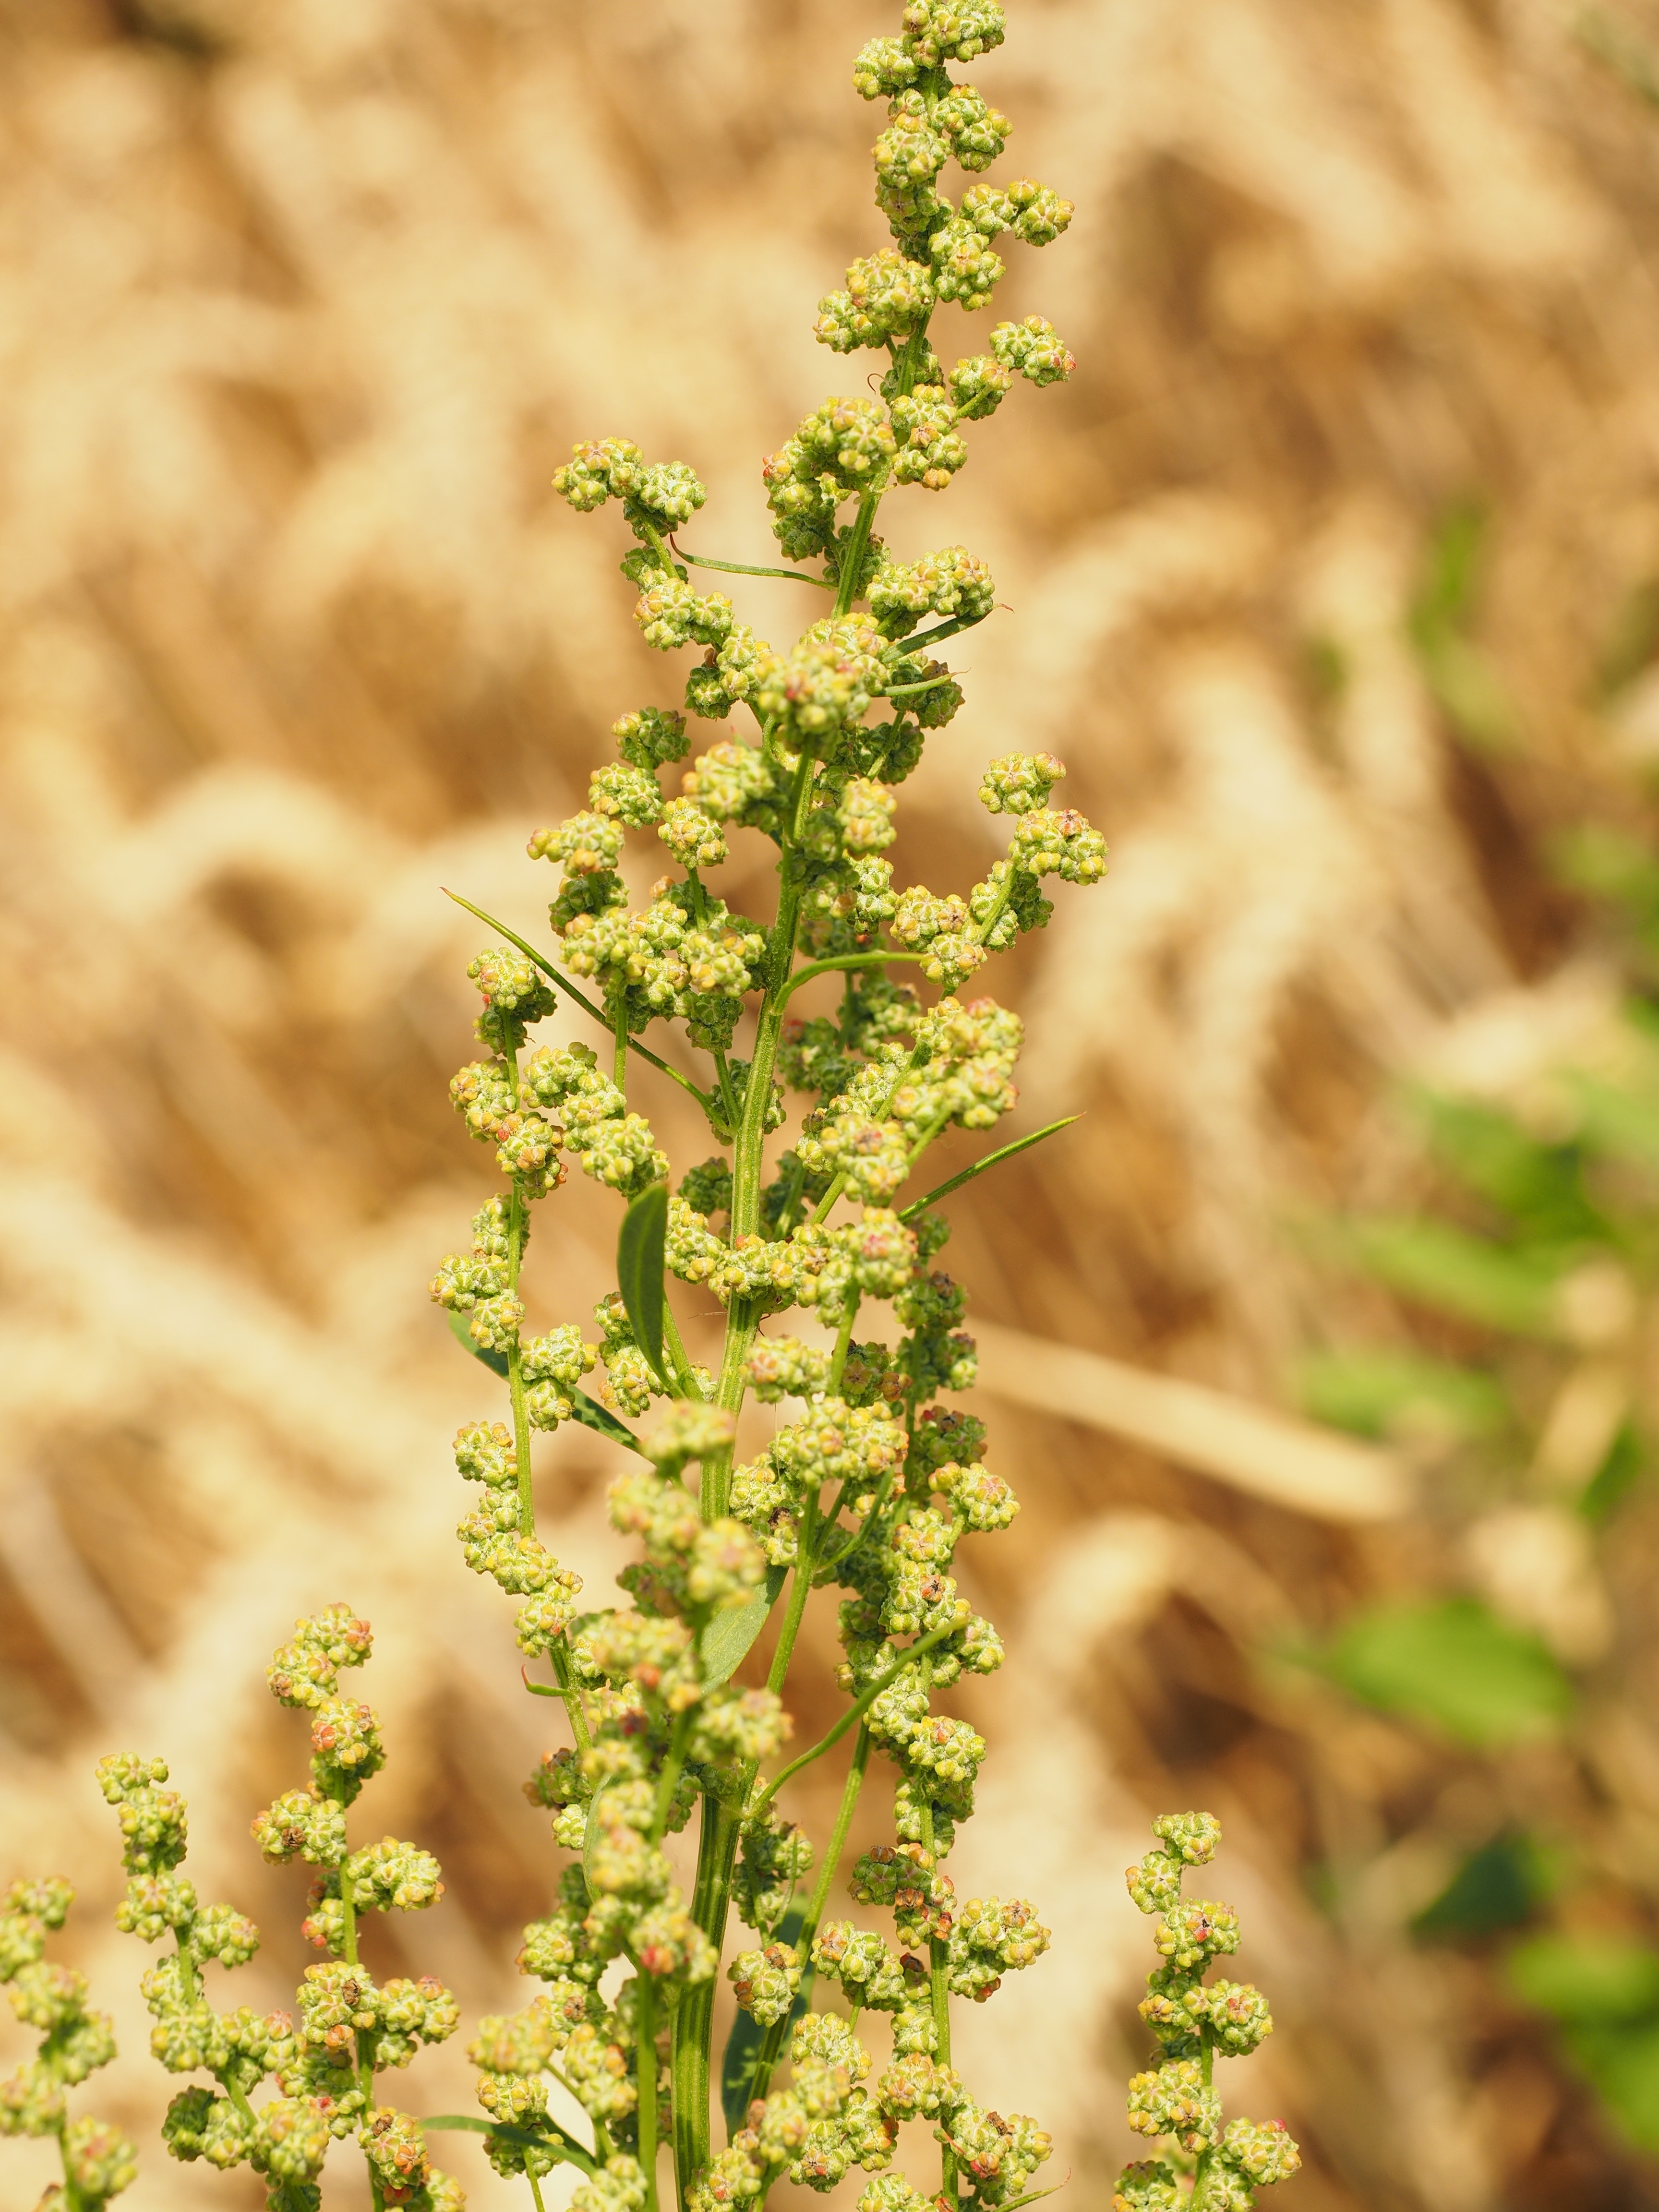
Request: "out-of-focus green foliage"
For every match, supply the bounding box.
[1326,1600,1570,1747]
[1296,1349,1507,1444]
[1414,1832,1554,1942]
[1510,1936,1659,2149]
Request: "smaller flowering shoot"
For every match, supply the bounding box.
[425,3,1120,2211]
[0,1877,136,2212]
[96,1609,467,2212]
[1114,1817,1300,2212]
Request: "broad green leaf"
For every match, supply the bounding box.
[701,1565,788,1691]
[617,1182,669,1387]
[1345,1218,1561,1335]
[1328,1599,1571,1747]
[1296,1349,1507,1444]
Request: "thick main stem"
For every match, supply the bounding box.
[673,733,827,2202]
[637,1973,661,2212]
[921,1799,956,2206]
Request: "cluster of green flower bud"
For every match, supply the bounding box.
[701,1997,1050,2212]
[101,1616,463,2212]
[0,1875,136,2208]
[451,1416,585,1632]
[1116,1816,1299,2212]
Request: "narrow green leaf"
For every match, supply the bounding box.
[447,1307,646,1456]
[421,2113,597,2173]
[568,1390,648,1455]
[617,1182,669,1386]
[899,1115,1081,1222]
[701,1565,788,1691]
[446,1307,510,1378]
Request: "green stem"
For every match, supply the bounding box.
[826,1294,862,1396]
[673,1793,741,2202]
[711,1048,741,1136]
[550,1639,592,1757]
[833,490,882,620]
[652,1712,695,1845]
[765,1497,821,1698]
[613,998,630,1092]
[743,1726,873,2112]
[749,1622,957,1826]
[777,952,925,1007]
[921,1797,956,2207]
[499,1046,538,1539]
[673,742,825,2203]
[528,2170,550,2212]
[899,1115,1082,1224]
[638,1972,661,2212]
[661,1301,704,1400]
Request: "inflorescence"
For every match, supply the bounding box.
[420,5,1104,2208]
[3,6,1302,2209]
[0,1877,135,2211]
[98,1611,463,2212]
[1115,1817,1300,2212]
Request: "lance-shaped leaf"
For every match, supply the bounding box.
[617,1181,669,1387]
[445,1308,646,1456]
[700,1564,788,1691]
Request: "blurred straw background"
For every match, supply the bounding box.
[9,0,1659,2204]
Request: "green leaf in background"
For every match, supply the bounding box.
[617,1181,669,1388]
[1408,1090,1611,1248]
[1510,1934,1659,2150]
[1296,1349,1508,1445]
[1552,819,1659,921]
[1510,1933,1659,2023]
[447,1306,510,1377]
[1581,1422,1647,1523]
[1413,1830,1552,1942]
[1566,1068,1659,1179]
[700,1565,788,1691]
[1344,1217,1562,1335]
[1328,1598,1571,1747]
[1407,501,1519,752]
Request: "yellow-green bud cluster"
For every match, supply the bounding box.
[1118,1816,1299,2212]
[101,1619,464,2209]
[0,1876,134,2207]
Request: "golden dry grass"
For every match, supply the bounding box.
[9,0,1659,2205]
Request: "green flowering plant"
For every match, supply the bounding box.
[96,1608,466,2211]
[0,1876,136,2211]
[423,4,1117,2211]
[1115,1817,1300,2212]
